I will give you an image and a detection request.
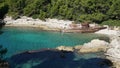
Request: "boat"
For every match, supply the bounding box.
[62,23,107,33]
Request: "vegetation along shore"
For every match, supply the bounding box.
[0,0,120,68]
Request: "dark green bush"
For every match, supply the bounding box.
[0,0,120,26]
[102,20,120,26]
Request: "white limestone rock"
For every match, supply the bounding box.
[95,28,120,36]
[106,36,120,62]
[4,16,73,29]
[106,36,120,68]
[79,39,109,53]
[56,46,74,52]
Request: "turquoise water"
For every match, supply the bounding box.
[0,27,109,57]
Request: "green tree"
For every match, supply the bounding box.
[39,10,47,20]
[107,0,120,20]
[0,0,120,26]
[0,3,8,19]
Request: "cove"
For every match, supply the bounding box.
[0,27,109,57]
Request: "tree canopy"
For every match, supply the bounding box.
[0,0,120,26]
[0,0,8,19]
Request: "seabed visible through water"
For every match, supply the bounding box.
[0,27,111,68]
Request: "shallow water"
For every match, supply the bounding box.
[0,27,109,57]
[0,27,111,68]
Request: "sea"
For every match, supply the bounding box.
[0,27,111,68]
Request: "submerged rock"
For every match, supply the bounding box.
[10,49,112,68]
[98,58,113,67]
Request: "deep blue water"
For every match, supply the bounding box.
[9,50,112,68]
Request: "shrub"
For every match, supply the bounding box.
[101,20,120,26]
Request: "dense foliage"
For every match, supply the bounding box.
[0,0,8,19]
[0,0,120,26]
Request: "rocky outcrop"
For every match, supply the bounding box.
[106,36,120,68]
[74,45,82,50]
[95,28,120,36]
[57,39,109,53]
[78,39,109,53]
[56,46,74,52]
[59,34,120,68]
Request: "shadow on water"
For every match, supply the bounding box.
[0,27,4,35]
[0,19,6,32]
[9,50,113,68]
[0,31,3,35]
[0,19,5,35]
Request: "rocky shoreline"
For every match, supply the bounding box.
[3,16,120,68]
[56,39,109,53]
[4,16,108,33]
[95,28,120,68]
[4,16,72,31]
[8,36,119,68]
[105,36,120,68]
[56,36,120,68]
[11,39,114,68]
